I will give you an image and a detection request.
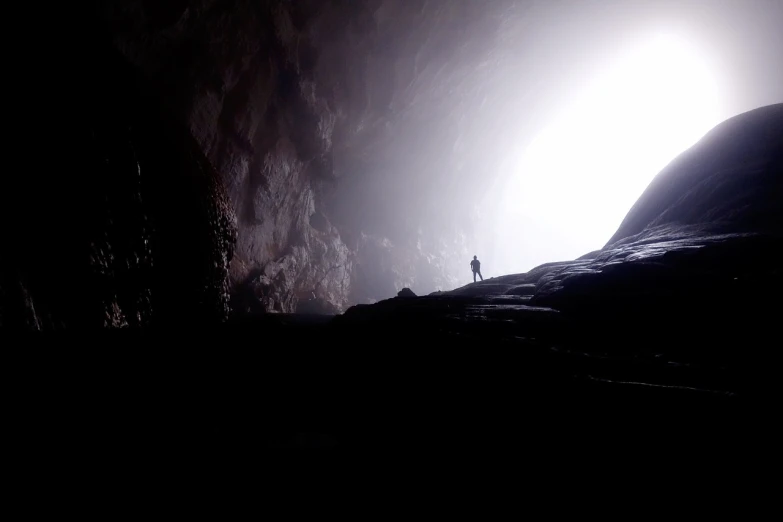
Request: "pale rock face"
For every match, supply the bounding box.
[100,0,516,313]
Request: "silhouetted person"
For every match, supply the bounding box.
[470,255,483,283]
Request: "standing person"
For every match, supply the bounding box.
[470,255,483,283]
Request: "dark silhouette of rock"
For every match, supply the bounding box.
[397,287,417,298]
[296,295,341,315]
[1,23,236,330]
[505,284,536,296]
[335,104,783,408]
[607,104,783,244]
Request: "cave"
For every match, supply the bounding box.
[2,0,782,463]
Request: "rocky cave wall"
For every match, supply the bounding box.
[1,20,237,330]
[100,0,524,313]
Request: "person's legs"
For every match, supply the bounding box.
[473,271,477,283]
[478,270,483,281]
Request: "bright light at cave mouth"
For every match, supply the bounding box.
[495,34,721,276]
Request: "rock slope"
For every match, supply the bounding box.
[339,104,783,401]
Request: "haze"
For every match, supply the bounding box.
[325,0,782,291]
[474,0,783,277]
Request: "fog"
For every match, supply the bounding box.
[327,0,782,291]
[480,0,783,276]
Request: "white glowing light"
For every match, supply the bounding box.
[494,34,721,275]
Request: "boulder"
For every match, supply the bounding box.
[397,288,417,298]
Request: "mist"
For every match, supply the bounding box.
[324,0,782,293]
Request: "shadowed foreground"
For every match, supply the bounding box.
[5,105,781,461]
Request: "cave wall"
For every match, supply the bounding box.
[99,0,519,313]
[1,25,237,330]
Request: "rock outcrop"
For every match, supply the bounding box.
[607,104,783,244]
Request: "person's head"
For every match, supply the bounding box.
[473,255,477,259]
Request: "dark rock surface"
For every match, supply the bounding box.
[608,104,783,243]
[397,287,417,298]
[2,21,236,330]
